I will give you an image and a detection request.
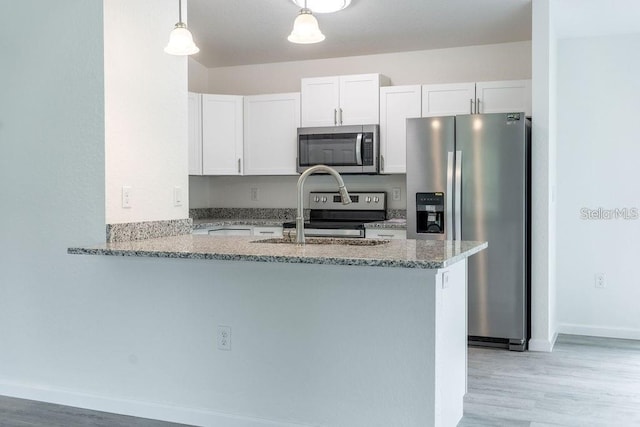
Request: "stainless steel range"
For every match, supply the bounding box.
[283,191,386,238]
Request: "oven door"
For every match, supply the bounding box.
[297,125,378,174]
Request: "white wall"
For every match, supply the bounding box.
[529,0,558,352]
[105,0,188,223]
[189,57,209,93]
[205,41,532,95]
[556,33,640,339]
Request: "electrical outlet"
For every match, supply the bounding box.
[173,186,183,207]
[442,271,450,289]
[250,187,259,201]
[217,326,231,351]
[392,187,401,201]
[595,273,606,289]
[122,186,132,209]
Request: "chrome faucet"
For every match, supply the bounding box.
[296,165,351,244]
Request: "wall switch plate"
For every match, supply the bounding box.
[595,273,606,289]
[217,325,231,351]
[250,187,259,201]
[122,186,132,209]
[392,187,401,201]
[173,186,183,207]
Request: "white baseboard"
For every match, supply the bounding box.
[0,381,311,427]
[528,332,558,352]
[557,323,640,341]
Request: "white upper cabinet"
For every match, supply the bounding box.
[422,80,532,117]
[301,73,389,127]
[188,92,203,175]
[379,85,422,174]
[422,83,476,117]
[243,93,301,175]
[201,94,244,175]
[475,80,532,116]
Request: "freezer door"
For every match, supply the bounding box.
[456,113,528,344]
[406,117,456,240]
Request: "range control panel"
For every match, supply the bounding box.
[309,192,386,211]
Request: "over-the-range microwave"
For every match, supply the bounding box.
[297,125,379,174]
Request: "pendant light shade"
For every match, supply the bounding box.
[164,0,199,55]
[291,0,351,14]
[288,8,325,44]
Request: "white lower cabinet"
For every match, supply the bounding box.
[252,226,284,238]
[365,229,407,240]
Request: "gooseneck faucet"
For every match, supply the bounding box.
[296,165,352,244]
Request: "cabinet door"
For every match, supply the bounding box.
[301,76,339,127]
[339,74,381,125]
[244,93,300,175]
[202,94,244,175]
[365,229,407,240]
[422,83,476,117]
[379,85,422,174]
[475,80,532,116]
[188,92,203,175]
[252,226,284,238]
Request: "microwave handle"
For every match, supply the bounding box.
[355,133,363,166]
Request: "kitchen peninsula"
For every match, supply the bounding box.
[69,236,486,426]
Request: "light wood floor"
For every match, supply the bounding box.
[0,335,638,426]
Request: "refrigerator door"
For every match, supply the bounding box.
[406,117,456,240]
[456,113,528,348]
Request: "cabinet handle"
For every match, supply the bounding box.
[334,108,337,125]
[470,99,474,114]
[476,98,480,114]
[339,108,343,125]
[237,158,241,174]
[258,231,275,235]
[377,234,394,238]
[380,154,385,172]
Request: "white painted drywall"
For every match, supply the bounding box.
[205,41,531,95]
[189,57,209,93]
[105,0,188,223]
[555,33,640,339]
[190,174,408,210]
[529,0,558,352]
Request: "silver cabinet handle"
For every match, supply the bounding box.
[258,231,275,235]
[339,108,343,125]
[237,158,241,174]
[446,151,454,239]
[377,234,394,238]
[476,98,480,114]
[455,150,462,241]
[470,99,474,114]
[334,108,337,125]
[355,133,363,166]
[380,154,385,172]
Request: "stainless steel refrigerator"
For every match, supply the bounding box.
[406,113,530,351]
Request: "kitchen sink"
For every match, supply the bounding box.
[252,237,390,246]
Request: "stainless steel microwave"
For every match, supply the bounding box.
[297,125,379,174]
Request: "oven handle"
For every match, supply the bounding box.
[355,133,363,166]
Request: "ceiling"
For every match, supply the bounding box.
[188,0,532,68]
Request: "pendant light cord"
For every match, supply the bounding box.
[178,0,183,23]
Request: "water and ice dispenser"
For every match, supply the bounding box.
[415,192,445,234]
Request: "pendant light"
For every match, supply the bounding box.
[288,0,325,44]
[291,0,351,14]
[164,0,200,55]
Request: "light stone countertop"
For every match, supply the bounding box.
[68,235,486,269]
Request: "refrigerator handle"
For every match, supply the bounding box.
[446,151,454,239]
[455,150,462,241]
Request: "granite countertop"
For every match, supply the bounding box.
[193,218,286,229]
[68,235,486,269]
[364,218,407,230]
[193,218,407,230]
